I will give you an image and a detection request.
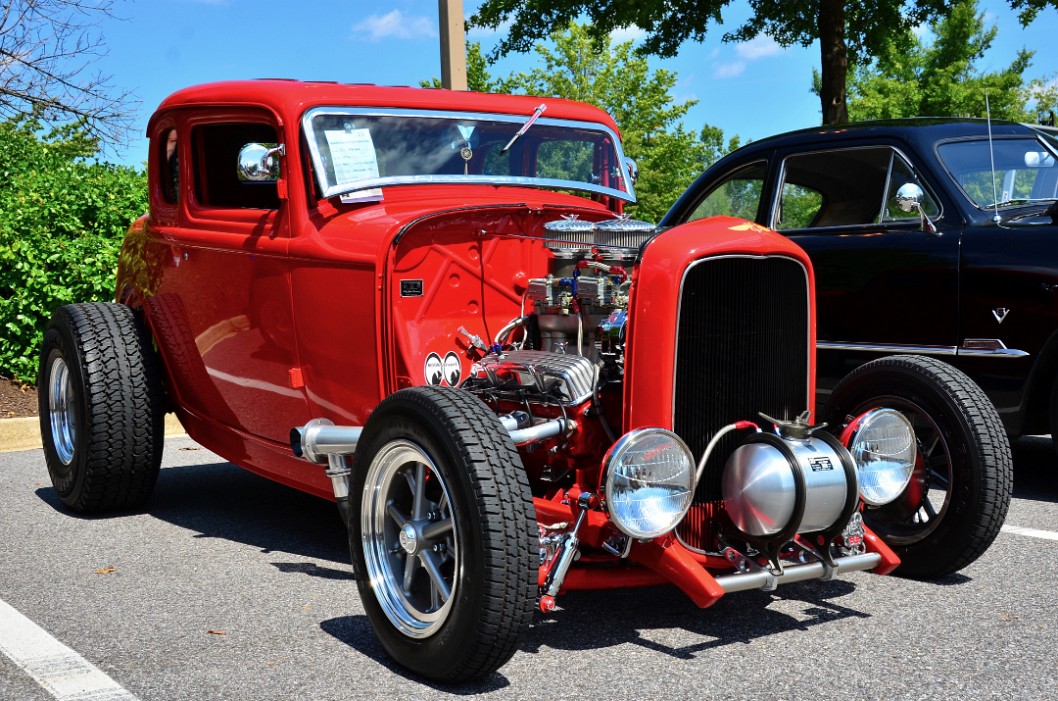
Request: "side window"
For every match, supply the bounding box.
[777,183,822,229]
[191,122,280,209]
[161,128,179,204]
[776,146,937,230]
[687,161,767,222]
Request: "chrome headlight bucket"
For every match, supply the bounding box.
[603,429,694,539]
[848,408,917,506]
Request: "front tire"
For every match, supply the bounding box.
[349,387,535,682]
[38,303,165,513]
[822,355,1012,578]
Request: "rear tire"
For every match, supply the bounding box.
[1049,375,1058,453]
[822,355,1011,578]
[38,303,165,513]
[348,386,535,682]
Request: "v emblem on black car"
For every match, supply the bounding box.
[992,307,1010,324]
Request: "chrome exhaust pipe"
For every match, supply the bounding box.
[291,413,571,466]
[290,418,363,464]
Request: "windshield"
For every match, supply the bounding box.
[302,106,634,202]
[937,136,1058,209]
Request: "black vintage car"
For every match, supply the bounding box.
[662,119,1058,574]
[664,119,1058,441]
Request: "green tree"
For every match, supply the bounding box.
[844,0,1044,121]
[0,114,146,379]
[469,0,1058,126]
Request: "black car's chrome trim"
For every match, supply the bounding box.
[818,341,958,356]
[818,341,1029,358]
[957,338,1029,358]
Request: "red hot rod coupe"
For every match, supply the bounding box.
[38,81,1012,682]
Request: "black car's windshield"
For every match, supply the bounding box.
[938,137,1058,209]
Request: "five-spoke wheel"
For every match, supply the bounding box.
[348,387,535,682]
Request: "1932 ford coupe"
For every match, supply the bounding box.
[38,81,1012,682]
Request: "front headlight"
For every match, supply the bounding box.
[603,429,694,539]
[849,408,917,506]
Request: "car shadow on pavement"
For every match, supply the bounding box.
[35,459,352,566]
[319,579,870,693]
[1011,436,1058,503]
[524,580,866,658]
[150,460,350,564]
[319,615,517,693]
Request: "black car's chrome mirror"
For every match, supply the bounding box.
[895,183,939,236]
[237,142,284,182]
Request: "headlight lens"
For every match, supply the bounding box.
[603,429,694,539]
[849,408,917,506]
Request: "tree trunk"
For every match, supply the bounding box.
[818,0,848,124]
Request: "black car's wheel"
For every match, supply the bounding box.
[822,355,1012,578]
[348,387,535,682]
[1050,376,1058,452]
[38,303,166,513]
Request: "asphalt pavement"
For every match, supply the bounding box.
[1,434,1056,701]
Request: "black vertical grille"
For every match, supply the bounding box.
[673,256,810,511]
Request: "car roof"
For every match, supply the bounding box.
[732,118,1044,156]
[149,79,621,135]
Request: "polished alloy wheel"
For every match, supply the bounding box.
[48,357,76,466]
[361,439,459,638]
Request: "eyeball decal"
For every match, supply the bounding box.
[424,351,463,386]
[424,353,443,386]
[444,352,462,386]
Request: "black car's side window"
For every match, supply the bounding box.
[775,146,937,230]
[687,161,767,223]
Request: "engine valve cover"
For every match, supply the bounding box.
[467,350,596,405]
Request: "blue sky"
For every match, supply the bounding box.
[94,0,1058,168]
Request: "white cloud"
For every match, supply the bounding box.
[352,10,437,42]
[735,35,782,60]
[610,25,647,44]
[711,35,784,79]
[713,62,747,79]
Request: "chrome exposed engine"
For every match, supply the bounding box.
[521,216,652,365]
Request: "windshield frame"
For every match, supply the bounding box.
[300,105,636,203]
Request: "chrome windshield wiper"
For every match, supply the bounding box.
[502,103,546,153]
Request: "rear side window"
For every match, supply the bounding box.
[687,161,767,222]
[775,146,937,230]
[191,123,280,209]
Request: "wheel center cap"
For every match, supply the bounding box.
[398,523,418,554]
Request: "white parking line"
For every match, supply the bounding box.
[1002,525,1058,541]
[0,598,140,701]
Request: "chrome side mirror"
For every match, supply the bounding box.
[238,142,284,182]
[623,157,639,186]
[895,182,939,236]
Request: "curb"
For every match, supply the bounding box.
[0,414,186,453]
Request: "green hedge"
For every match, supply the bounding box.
[0,116,147,381]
